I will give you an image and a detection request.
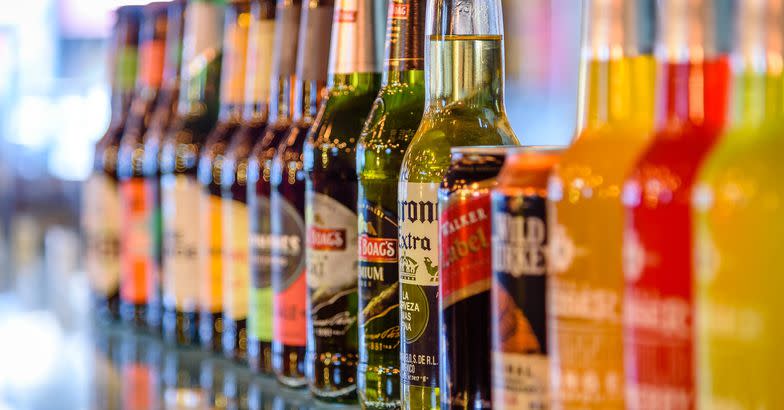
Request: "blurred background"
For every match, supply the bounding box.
[0,1,579,409]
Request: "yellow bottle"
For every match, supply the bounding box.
[547,1,656,408]
[694,1,784,408]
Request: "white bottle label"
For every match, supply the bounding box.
[397,181,440,287]
[83,173,121,296]
[162,174,201,312]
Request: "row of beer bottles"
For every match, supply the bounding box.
[83,1,784,410]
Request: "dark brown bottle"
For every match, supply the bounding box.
[83,5,142,322]
[139,0,187,334]
[266,0,333,387]
[193,0,255,353]
[117,1,170,332]
[302,0,386,403]
[160,0,226,346]
[217,0,275,363]
[246,0,302,375]
[84,7,142,324]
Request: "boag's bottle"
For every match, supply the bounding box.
[622,1,730,408]
[246,0,302,374]
[268,0,333,388]
[396,0,519,408]
[83,5,142,321]
[355,0,426,407]
[194,0,257,354]
[219,0,283,364]
[117,2,170,332]
[694,1,784,408]
[160,0,226,346]
[546,1,656,409]
[302,0,386,403]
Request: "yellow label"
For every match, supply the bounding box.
[199,192,223,313]
[223,199,250,321]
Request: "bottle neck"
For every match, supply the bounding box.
[576,0,656,132]
[729,0,783,126]
[292,1,333,122]
[383,0,425,86]
[266,1,301,123]
[111,43,139,123]
[425,34,505,114]
[161,3,185,91]
[654,0,729,129]
[217,2,251,121]
[327,0,384,85]
[178,1,224,118]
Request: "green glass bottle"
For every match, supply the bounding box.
[397,0,519,408]
[160,0,226,346]
[303,0,386,403]
[246,0,303,374]
[356,0,426,408]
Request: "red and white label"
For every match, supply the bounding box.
[308,227,347,250]
[358,235,397,263]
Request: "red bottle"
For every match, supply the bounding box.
[621,2,730,408]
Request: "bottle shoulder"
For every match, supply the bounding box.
[400,105,518,183]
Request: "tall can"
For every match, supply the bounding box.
[438,146,507,409]
[490,147,562,410]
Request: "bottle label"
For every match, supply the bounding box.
[298,4,333,82]
[82,173,121,296]
[116,46,138,93]
[440,189,492,309]
[223,198,250,321]
[161,174,201,312]
[139,39,165,88]
[249,194,273,343]
[198,191,223,313]
[271,192,307,347]
[120,178,158,304]
[306,191,358,339]
[397,181,439,387]
[219,8,250,106]
[358,197,400,360]
[491,194,549,409]
[245,19,276,105]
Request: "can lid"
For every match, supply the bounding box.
[504,145,568,155]
[450,145,516,156]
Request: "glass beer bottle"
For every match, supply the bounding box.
[138,0,187,335]
[193,0,257,354]
[397,0,519,408]
[246,0,302,374]
[160,0,226,346]
[219,0,280,364]
[694,1,784,408]
[268,0,333,388]
[117,2,169,332]
[355,0,426,407]
[302,0,386,402]
[83,5,142,321]
[546,1,656,409]
[622,1,730,408]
